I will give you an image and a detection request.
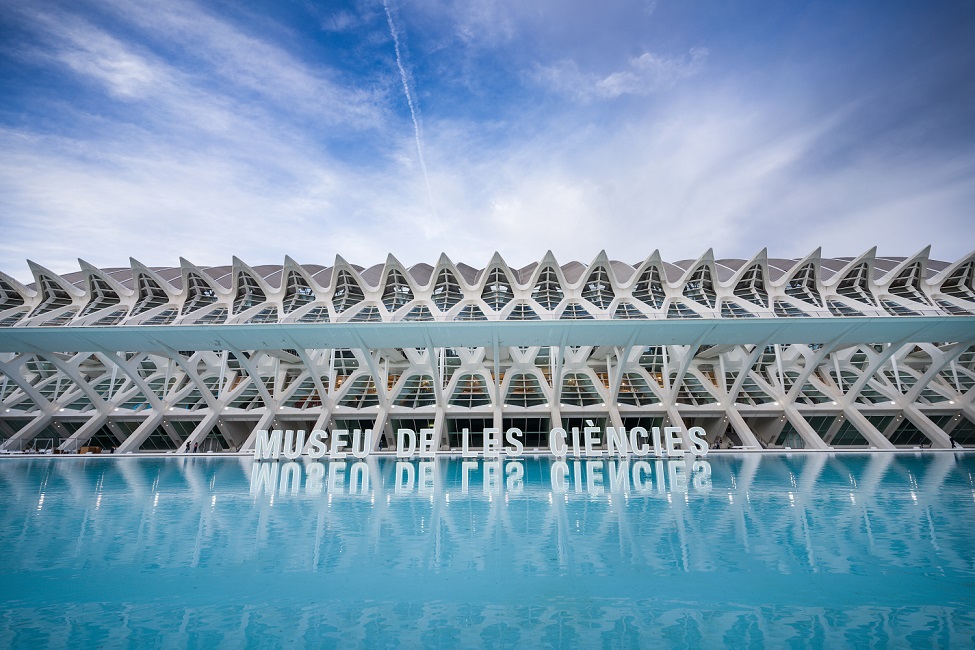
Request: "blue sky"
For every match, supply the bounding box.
[1,0,973,280]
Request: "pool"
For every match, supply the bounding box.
[1,453,973,647]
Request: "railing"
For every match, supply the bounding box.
[0,306,963,328]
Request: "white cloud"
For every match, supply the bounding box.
[532,48,708,101]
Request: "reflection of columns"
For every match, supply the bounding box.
[796,453,829,494]
[918,453,956,500]
[116,456,152,499]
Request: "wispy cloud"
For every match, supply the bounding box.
[532,48,708,101]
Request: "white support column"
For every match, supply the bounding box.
[781,404,830,450]
[58,412,110,452]
[372,406,389,451]
[115,411,166,453]
[900,404,952,448]
[239,408,277,452]
[1,413,53,451]
[839,406,896,449]
[724,407,763,449]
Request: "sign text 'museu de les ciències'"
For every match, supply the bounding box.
[253,425,709,461]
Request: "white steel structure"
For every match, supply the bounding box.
[1,248,974,453]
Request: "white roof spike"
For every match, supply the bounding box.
[486,251,507,268]
[26,260,85,296]
[724,249,770,289]
[385,253,400,267]
[77,259,134,297]
[0,270,34,299]
[588,250,610,268]
[673,249,716,286]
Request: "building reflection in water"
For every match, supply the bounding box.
[1,453,973,646]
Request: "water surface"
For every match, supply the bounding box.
[1,453,973,647]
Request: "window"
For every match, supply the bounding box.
[618,373,659,406]
[507,302,540,320]
[581,267,615,308]
[560,303,593,319]
[450,373,491,407]
[0,278,24,311]
[432,268,464,311]
[531,267,564,309]
[332,270,364,313]
[835,262,875,305]
[773,299,809,318]
[720,300,756,318]
[132,273,169,316]
[282,271,315,314]
[733,264,768,306]
[338,376,379,408]
[349,304,382,322]
[30,275,73,317]
[394,374,437,408]
[297,306,330,323]
[233,272,266,314]
[402,304,434,321]
[940,261,975,301]
[505,373,547,406]
[667,300,701,318]
[633,266,666,309]
[784,263,822,306]
[195,307,227,324]
[381,270,414,312]
[683,265,716,307]
[181,273,217,315]
[80,276,120,317]
[481,267,514,311]
[560,373,601,406]
[827,299,863,317]
[613,301,647,319]
[887,262,929,304]
[453,303,487,321]
[245,306,278,324]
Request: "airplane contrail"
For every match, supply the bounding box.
[382,0,435,212]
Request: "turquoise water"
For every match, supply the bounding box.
[1,453,974,648]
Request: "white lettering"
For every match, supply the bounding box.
[254,429,282,460]
[549,428,567,457]
[397,429,417,458]
[505,428,524,457]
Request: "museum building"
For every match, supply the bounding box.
[0,248,973,453]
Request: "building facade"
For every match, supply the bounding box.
[1,248,974,453]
